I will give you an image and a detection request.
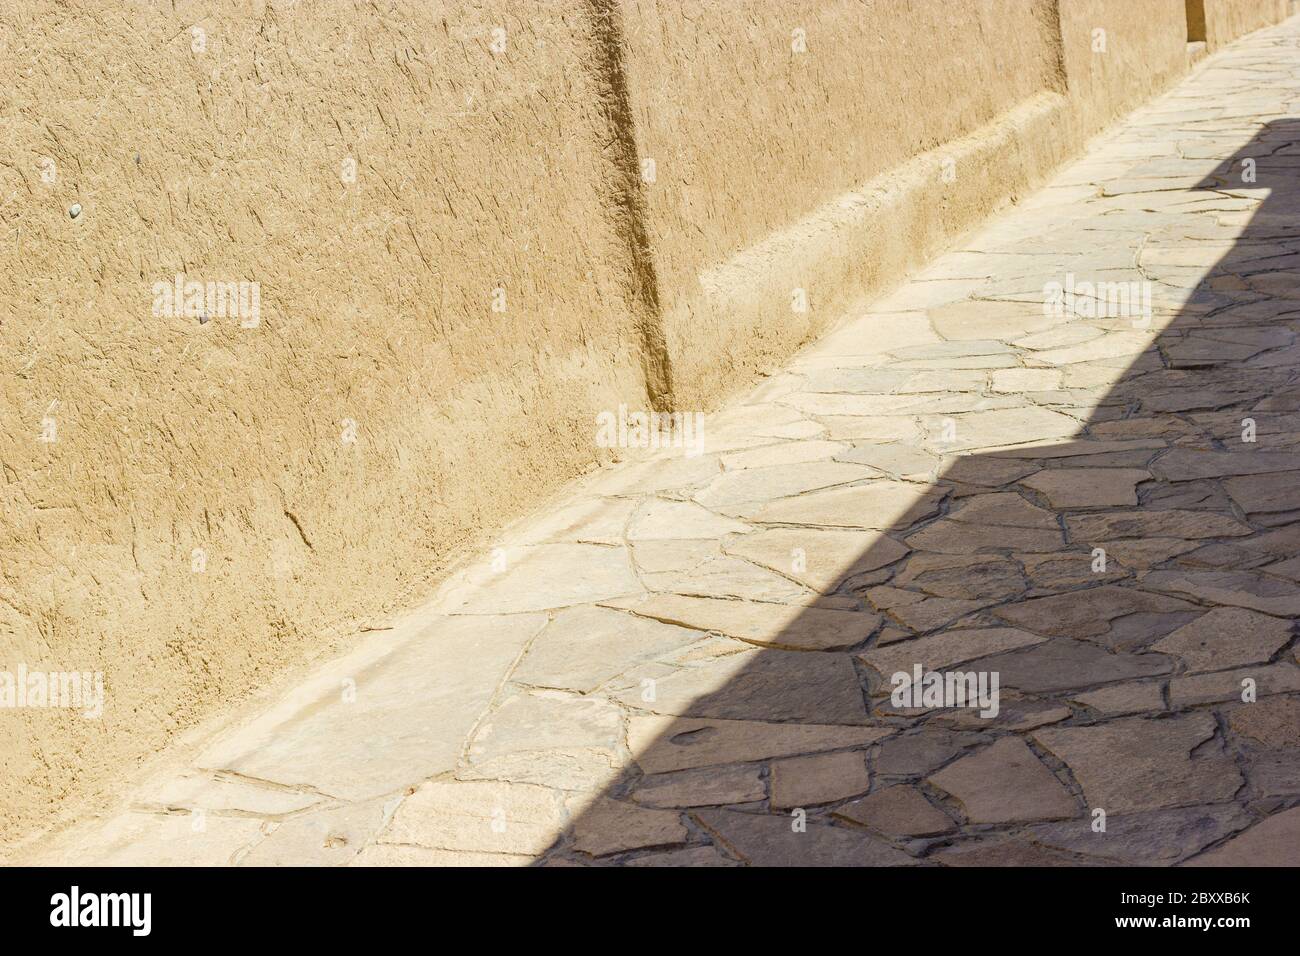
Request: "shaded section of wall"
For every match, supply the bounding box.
[1188,0,1211,41]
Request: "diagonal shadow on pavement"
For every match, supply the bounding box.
[543,118,1300,867]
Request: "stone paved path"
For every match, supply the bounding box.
[28,18,1300,866]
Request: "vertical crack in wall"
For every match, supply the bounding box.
[1186,0,1209,43]
[582,0,676,411]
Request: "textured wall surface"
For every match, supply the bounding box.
[0,0,652,844]
[0,0,1291,847]
[621,0,1070,406]
[1198,0,1291,47]
[1058,0,1191,134]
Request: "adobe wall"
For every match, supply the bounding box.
[0,0,653,844]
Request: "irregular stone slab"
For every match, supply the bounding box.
[631,538,719,573]
[1021,552,1126,589]
[930,698,1071,732]
[1142,569,1300,616]
[1227,696,1300,748]
[1247,271,1300,298]
[138,773,322,816]
[928,302,1057,341]
[797,367,914,394]
[198,614,548,801]
[1153,448,1300,481]
[380,780,566,856]
[904,517,1064,554]
[441,544,641,613]
[631,765,767,808]
[1097,537,1200,568]
[512,605,700,695]
[517,496,639,546]
[1033,331,1156,366]
[786,391,1011,417]
[604,592,879,651]
[930,407,1081,452]
[1142,481,1232,512]
[1168,662,1300,707]
[693,809,915,866]
[1183,807,1300,866]
[887,595,1000,631]
[893,553,1024,600]
[1070,682,1165,716]
[898,354,1019,370]
[1016,325,1106,350]
[611,647,868,724]
[928,738,1077,824]
[1242,746,1300,799]
[948,492,1059,528]
[770,751,871,809]
[859,628,1045,676]
[1047,446,1161,469]
[627,500,751,540]
[350,845,531,867]
[723,527,909,591]
[1240,523,1300,557]
[622,846,740,866]
[1028,804,1252,865]
[821,415,923,444]
[720,440,849,470]
[567,797,688,857]
[1034,714,1241,814]
[240,799,396,867]
[893,370,992,396]
[628,716,891,774]
[942,456,1039,487]
[592,455,722,496]
[992,586,1199,640]
[892,339,1016,360]
[1262,554,1300,582]
[867,585,926,610]
[1067,510,1252,542]
[741,482,942,529]
[71,811,270,866]
[758,419,827,440]
[1223,471,1300,514]
[836,442,940,478]
[991,368,1063,393]
[468,691,624,790]
[1150,607,1292,673]
[641,555,816,604]
[934,838,1102,867]
[694,460,872,509]
[987,438,1164,460]
[978,639,1170,693]
[834,786,954,837]
[1021,468,1150,507]
[874,730,983,776]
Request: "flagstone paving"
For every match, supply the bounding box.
[23,19,1300,867]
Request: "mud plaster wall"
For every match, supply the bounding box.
[623,0,1236,410]
[0,0,1291,846]
[1199,0,1291,48]
[0,0,651,844]
[620,0,1069,407]
[1058,0,1191,134]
